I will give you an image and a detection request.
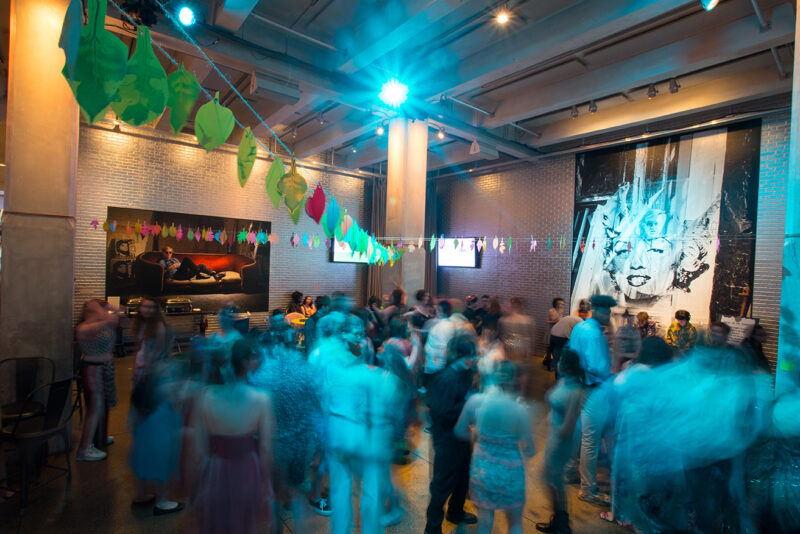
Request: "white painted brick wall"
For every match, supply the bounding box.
[74,123,369,326]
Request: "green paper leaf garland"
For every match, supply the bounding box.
[111,26,168,126]
[64,0,129,123]
[166,64,200,135]
[278,158,308,224]
[265,157,285,209]
[195,92,235,152]
[59,0,83,82]
[237,127,258,187]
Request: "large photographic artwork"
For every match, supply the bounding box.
[571,121,760,331]
[105,207,270,312]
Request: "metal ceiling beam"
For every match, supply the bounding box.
[418,0,695,100]
[293,110,382,158]
[531,59,790,147]
[427,140,496,170]
[213,0,260,32]
[484,3,795,128]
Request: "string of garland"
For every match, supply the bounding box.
[62,0,401,266]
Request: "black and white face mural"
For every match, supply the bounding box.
[571,122,760,330]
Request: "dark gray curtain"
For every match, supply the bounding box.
[366,176,386,302]
[425,181,438,296]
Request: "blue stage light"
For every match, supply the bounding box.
[701,0,719,11]
[379,79,408,108]
[178,6,196,26]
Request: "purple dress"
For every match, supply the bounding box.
[192,434,272,534]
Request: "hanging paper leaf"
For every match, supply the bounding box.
[325,238,331,249]
[469,239,474,251]
[207,228,217,242]
[547,235,551,249]
[152,222,161,236]
[257,229,267,245]
[580,238,585,253]
[265,157,285,209]
[111,221,117,232]
[268,233,279,245]
[102,220,110,232]
[237,127,258,187]
[499,241,506,255]
[475,238,482,252]
[59,0,83,83]
[246,231,256,244]
[506,237,513,251]
[429,235,436,251]
[63,0,128,123]
[530,236,535,252]
[214,230,222,244]
[438,236,445,250]
[195,92,235,152]
[188,227,194,241]
[278,158,308,224]
[453,238,459,250]
[305,186,327,224]
[194,227,201,242]
[302,233,309,248]
[237,228,248,243]
[324,198,341,238]
[357,230,369,255]
[313,235,320,248]
[90,219,99,230]
[533,240,538,252]
[228,231,234,246]
[220,229,228,244]
[168,223,177,237]
[176,225,185,241]
[134,221,143,237]
[340,213,354,237]
[111,26,168,126]
[592,239,596,250]
[492,236,499,250]
[418,237,423,249]
[166,64,200,135]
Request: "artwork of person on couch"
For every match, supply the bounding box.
[134,248,260,295]
[159,247,225,281]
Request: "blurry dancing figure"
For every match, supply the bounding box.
[192,339,274,534]
[424,334,480,534]
[455,361,535,534]
[129,298,183,515]
[537,350,586,534]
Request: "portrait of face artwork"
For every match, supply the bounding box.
[571,121,760,330]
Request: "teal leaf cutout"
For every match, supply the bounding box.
[111,26,168,126]
[166,64,200,135]
[59,0,83,82]
[194,91,235,152]
[265,157,285,209]
[237,127,258,187]
[63,0,128,123]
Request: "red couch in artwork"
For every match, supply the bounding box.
[134,252,259,294]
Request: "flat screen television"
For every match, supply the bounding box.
[329,238,369,264]
[437,238,481,268]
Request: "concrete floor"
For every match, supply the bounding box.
[0,357,626,534]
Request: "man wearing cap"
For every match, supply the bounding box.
[566,294,616,505]
[666,310,698,353]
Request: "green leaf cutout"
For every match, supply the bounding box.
[63,0,128,123]
[265,157,285,209]
[237,127,258,187]
[166,64,200,135]
[59,0,83,82]
[111,26,168,126]
[277,158,308,224]
[194,92,235,152]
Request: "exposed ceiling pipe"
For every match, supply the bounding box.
[249,12,339,52]
[771,47,787,78]
[445,95,494,117]
[749,0,770,31]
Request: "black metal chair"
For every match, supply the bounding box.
[0,357,56,426]
[0,377,74,521]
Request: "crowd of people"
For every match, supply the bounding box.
[71,288,800,534]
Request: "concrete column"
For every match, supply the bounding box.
[383,117,428,298]
[775,6,800,394]
[1,0,78,378]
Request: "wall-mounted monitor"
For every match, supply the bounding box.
[437,238,481,268]
[330,238,369,264]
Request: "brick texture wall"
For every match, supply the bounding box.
[435,156,575,355]
[74,124,369,327]
[753,114,790,366]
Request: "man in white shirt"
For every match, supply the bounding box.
[550,314,583,377]
[423,301,457,377]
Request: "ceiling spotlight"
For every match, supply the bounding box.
[570,105,579,119]
[647,84,658,99]
[376,123,385,136]
[178,6,195,26]
[701,0,719,11]
[291,128,298,139]
[669,78,680,94]
[379,78,409,108]
[352,145,358,153]
[588,100,597,113]
[496,10,510,24]
[437,128,445,140]
[317,114,327,125]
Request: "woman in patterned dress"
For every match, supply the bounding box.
[455,361,535,534]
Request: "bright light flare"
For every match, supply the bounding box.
[178,6,195,26]
[496,11,510,24]
[379,79,409,108]
[701,0,719,10]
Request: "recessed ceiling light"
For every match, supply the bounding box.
[376,123,385,136]
[437,128,445,140]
